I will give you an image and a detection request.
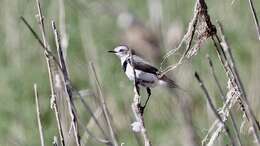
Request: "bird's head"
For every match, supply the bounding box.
[108,45,130,58]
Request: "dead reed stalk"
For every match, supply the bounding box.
[21,0,78,145]
[22,9,116,146]
[22,0,67,145]
[51,21,81,146]
[34,84,45,146]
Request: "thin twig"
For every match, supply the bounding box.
[20,16,62,70]
[206,55,225,99]
[51,21,69,80]
[20,16,45,49]
[194,72,236,146]
[34,84,45,146]
[35,0,48,49]
[247,0,260,40]
[90,62,119,146]
[52,21,81,146]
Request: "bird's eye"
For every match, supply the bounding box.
[119,49,123,52]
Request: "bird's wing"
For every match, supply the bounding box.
[129,55,158,74]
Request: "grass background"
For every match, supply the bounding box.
[0,0,259,145]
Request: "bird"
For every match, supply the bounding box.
[108,45,178,113]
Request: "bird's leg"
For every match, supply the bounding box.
[135,82,140,96]
[143,87,151,108]
[134,83,144,114]
[140,87,151,115]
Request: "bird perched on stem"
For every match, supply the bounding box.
[108,45,178,114]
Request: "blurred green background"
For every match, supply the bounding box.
[0,0,260,145]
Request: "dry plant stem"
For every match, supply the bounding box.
[34,84,45,146]
[90,62,119,146]
[207,55,225,98]
[210,35,248,144]
[247,0,260,40]
[34,1,67,145]
[21,1,77,145]
[20,17,45,50]
[215,24,260,143]
[36,0,48,49]
[194,72,236,146]
[22,15,107,146]
[207,56,243,146]
[216,22,260,134]
[218,24,251,114]
[47,21,67,146]
[52,21,69,79]
[129,50,152,146]
[212,35,260,144]
[52,21,81,146]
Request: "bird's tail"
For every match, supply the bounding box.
[158,75,178,88]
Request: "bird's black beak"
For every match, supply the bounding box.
[108,50,117,53]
